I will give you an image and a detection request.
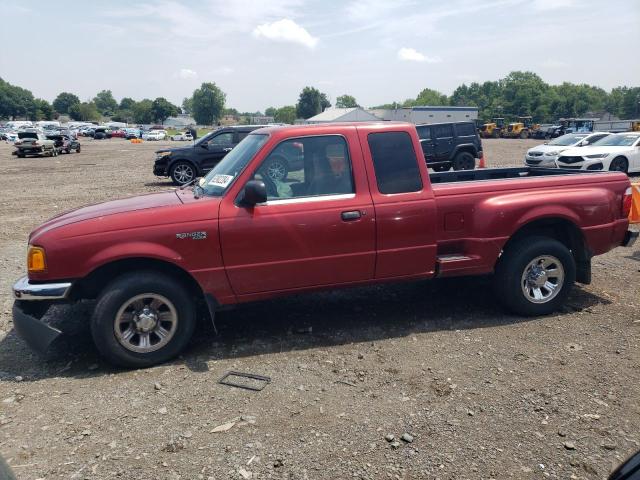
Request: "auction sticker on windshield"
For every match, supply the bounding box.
[208,174,234,188]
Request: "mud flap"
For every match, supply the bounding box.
[12,302,62,353]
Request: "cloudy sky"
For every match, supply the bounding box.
[1,0,638,112]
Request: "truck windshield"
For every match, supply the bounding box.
[200,134,268,197]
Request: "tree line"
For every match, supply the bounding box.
[2,72,638,125]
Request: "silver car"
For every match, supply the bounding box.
[524,132,611,167]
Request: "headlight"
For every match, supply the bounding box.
[27,246,46,273]
[156,151,171,159]
[585,153,609,159]
[544,151,559,156]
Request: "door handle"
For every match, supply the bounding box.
[223,147,233,152]
[341,210,361,221]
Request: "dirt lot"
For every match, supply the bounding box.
[0,137,638,480]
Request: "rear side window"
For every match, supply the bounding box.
[434,124,454,138]
[368,132,423,194]
[456,123,476,136]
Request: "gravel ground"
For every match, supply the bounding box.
[0,137,638,480]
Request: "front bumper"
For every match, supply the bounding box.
[525,157,557,168]
[153,162,169,176]
[13,276,72,300]
[623,230,638,247]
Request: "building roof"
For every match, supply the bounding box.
[306,107,380,123]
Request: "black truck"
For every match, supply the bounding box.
[153,125,263,185]
[416,121,483,171]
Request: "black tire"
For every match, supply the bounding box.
[431,164,450,172]
[491,129,500,138]
[90,271,196,368]
[452,152,475,171]
[519,130,528,139]
[170,161,196,185]
[493,236,575,316]
[17,153,25,158]
[265,155,289,181]
[609,156,628,173]
[76,145,81,153]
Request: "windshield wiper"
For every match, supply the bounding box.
[193,183,204,199]
[179,177,198,190]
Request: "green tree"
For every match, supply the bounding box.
[132,99,154,124]
[274,105,297,124]
[93,90,118,116]
[119,97,136,111]
[264,107,277,117]
[69,102,100,121]
[336,94,359,108]
[296,86,331,119]
[32,99,53,120]
[0,77,36,119]
[182,97,193,114]
[412,87,448,106]
[191,82,226,125]
[52,92,80,114]
[151,97,179,124]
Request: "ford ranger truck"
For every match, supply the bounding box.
[12,122,638,368]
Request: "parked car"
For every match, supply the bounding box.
[170,132,193,141]
[153,125,263,185]
[46,134,81,154]
[12,123,636,367]
[110,129,126,138]
[125,128,142,139]
[13,131,57,157]
[93,127,112,140]
[524,132,611,168]
[556,132,640,173]
[416,121,483,171]
[143,130,167,141]
[4,130,19,143]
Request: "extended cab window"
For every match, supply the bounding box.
[368,132,423,194]
[254,135,354,201]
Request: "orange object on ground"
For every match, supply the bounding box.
[629,183,640,224]
[478,152,486,168]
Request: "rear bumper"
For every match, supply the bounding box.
[623,230,638,247]
[13,276,72,300]
[12,302,62,353]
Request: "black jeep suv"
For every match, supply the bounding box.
[416,121,483,171]
[153,125,264,185]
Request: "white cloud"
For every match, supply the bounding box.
[178,68,197,79]
[532,0,574,10]
[397,47,441,63]
[253,19,318,48]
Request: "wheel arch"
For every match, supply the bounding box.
[499,217,591,283]
[70,257,206,302]
[451,144,478,158]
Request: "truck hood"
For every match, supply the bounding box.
[559,145,632,157]
[29,191,183,240]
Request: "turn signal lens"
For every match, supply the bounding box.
[27,246,46,272]
[622,187,632,218]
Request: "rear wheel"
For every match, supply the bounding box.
[170,161,196,185]
[493,236,575,316]
[609,157,628,173]
[491,129,500,138]
[90,271,196,368]
[519,130,528,139]
[452,152,475,170]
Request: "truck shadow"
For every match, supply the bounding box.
[0,276,611,381]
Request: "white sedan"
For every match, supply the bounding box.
[556,132,640,173]
[170,132,193,141]
[524,132,610,168]
[142,130,167,141]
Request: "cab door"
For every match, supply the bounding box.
[219,132,376,296]
[433,123,454,161]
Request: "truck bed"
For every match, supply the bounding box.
[429,166,599,184]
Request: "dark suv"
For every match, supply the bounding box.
[416,121,483,171]
[153,126,264,185]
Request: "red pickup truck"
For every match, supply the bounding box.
[12,122,637,367]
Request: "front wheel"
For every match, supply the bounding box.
[170,161,196,185]
[609,157,628,173]
[90,272,196,368]
[76,145,81,153]
[493,236,575,316]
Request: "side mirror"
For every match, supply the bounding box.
[242,180,267,206]
[200,142,208,149]
[580,140,589,146]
